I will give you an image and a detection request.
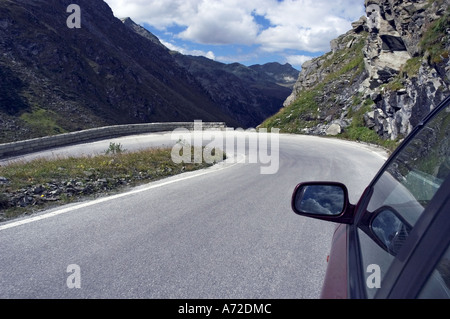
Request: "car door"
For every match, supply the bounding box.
[349,96,450,299]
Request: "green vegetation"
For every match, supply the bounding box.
[401,57,422,78]
[420,6,450,64]
[260,86,321,133]
[382,56,422,92]
[0,146,222,220]
[340,102,399,151]
[383,78,405,92]
[19,107,67,136]
[105,142,126,155]
[322,35,367,84]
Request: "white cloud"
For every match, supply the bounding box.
[104,0,202,29]
[256,0,363,52]
[104,0,365,54]
[177,1,260,45]
[285,54,314,68]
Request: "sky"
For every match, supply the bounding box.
[103,0,366,70]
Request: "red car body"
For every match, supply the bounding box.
[320,223,348,299]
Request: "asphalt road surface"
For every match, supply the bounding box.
[0,131,387,298]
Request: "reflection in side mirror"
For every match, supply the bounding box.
[371,207,412,256]
[293,184,346,216]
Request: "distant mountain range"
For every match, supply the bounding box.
[122,17,299,129]
[0,0,298,143]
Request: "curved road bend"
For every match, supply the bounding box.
[0,132,387,298]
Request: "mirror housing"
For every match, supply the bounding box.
[291,182,355,224]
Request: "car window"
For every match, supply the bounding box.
[418,244,450,299]
[357,102,450,298]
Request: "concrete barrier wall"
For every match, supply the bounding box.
[0,122,226,159]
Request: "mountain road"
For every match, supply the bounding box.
[0,132,387,298]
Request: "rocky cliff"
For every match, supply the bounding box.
[261,0,449,146]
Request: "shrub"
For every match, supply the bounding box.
[105,142,126,155]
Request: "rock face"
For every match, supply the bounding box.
[264,0,450,142]
[362,0,450,140]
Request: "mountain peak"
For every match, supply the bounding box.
[120,17,167,49]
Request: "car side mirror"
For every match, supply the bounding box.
[291,182,355,224]
[370,206,412,256]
